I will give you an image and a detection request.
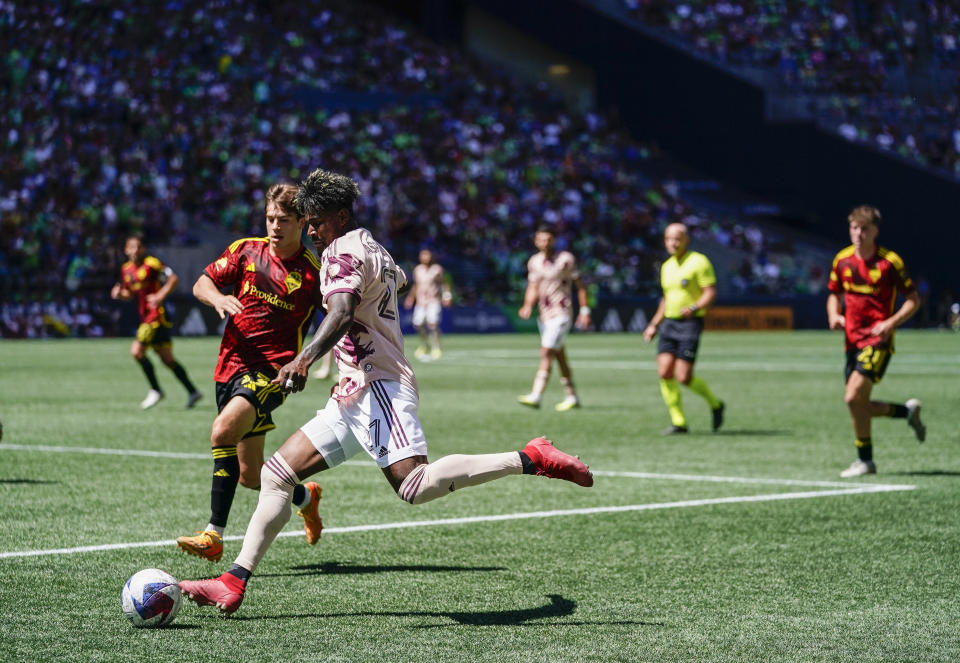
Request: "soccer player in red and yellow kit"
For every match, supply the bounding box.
[176,184,325,562]
[110,235,202,410]
[827,205,926,478]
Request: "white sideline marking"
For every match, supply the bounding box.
[0,484,913,560]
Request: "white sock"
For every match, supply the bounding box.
[233,453,297,573]
[204,524,225,536]
[397,453,522,504]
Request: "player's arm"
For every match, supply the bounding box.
[643,297,666,342]
[402,281,417,309]
[193,273,243,319]
[870,290,920,340]
[681,284,716,319]
[573,276,591,330]
[275,291,357,393]
[826,292,845,330]
[518,280,538,320]
[146,268,178,308]
[110,281,131,301]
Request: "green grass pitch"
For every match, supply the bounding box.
[1,330,958,662]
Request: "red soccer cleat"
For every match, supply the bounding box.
[179,575,246,615]
[522,437,593,487]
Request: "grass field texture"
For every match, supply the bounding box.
[1,330,958,662]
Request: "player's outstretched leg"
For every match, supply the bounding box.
[180,570,246,615]
[521,437,593,487]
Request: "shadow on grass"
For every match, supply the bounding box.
[258,561,506,578]
[0,478,56,485]
[232,594,665,627]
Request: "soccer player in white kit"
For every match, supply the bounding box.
[403,248,452,360]
[517,226,591,411]
[179,169,593,615]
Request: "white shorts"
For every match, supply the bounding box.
[412,302,441,328]
[538,315,572,350]
[300,380,428,469]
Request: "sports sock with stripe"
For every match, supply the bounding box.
[209,445,240,529]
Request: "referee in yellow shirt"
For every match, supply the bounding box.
[643,223,725,434]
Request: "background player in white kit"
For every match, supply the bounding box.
[179,169,593,615]
[403,248,452,360]
[517,226,591,412]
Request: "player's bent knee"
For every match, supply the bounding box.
[395,463,448,505]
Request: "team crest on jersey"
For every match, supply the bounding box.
[681,279,689,286]
[285,271,302,293]
[245,262,257,272]
[216,257,229,271]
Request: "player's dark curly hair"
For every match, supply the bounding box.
[294,168,361,219]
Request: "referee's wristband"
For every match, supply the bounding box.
[688,305,699,313]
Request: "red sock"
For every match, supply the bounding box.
[219,571,247,593]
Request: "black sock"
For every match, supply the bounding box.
[227,564,252,582]
[210,447,240,528]
[292,483,306,507]
[886,403,908,419]
[856,437,873,463]
[137,357,161,391]
[170,361,197,394]
[518,451,535,475]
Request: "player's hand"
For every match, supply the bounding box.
[870,319,893,341]
[518,305,532,320]
[145,293,162,309]
[403,298,413,310]
[213,294,244,319]
[575,312,591,331]
[642,325,657,343]
[274,360,308,394]
[828,314,845,331]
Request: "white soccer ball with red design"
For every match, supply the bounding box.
[121,568,182,628]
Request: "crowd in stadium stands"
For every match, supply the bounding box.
[1,0,833,338]
[620,0,960,178]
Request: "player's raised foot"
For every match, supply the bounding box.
[179,575,245,615]
[840,459,877,478]
[140,389,163,410]
[555,396,580,412]
[297,482,323,545]
[177,530,224,562]
[517,394,541,409]
[662,425,688,436]
[905,398,925,443]
[522,437,593,487]
[712,401,725,432]
[186,391,203,409]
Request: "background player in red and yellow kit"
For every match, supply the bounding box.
[176,183,325,562]
[110,235,202,410]
[827,205,926,478]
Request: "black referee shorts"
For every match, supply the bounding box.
[657,318,704,363]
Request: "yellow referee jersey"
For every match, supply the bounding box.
[660,251,716,319]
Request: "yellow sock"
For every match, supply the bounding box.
[687,375,721,409]
[659,378,686,427]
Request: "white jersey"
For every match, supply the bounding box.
[321,228,417,400]
[412,263,445,306]
[527,250,579,321]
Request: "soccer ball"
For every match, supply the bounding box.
[121,568,182,628]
